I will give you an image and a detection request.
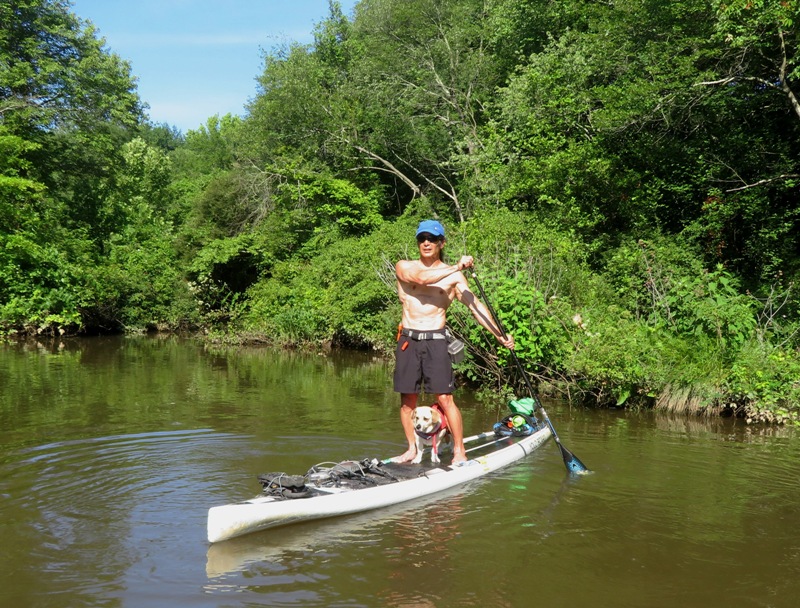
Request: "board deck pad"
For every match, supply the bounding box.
[379,461,441,479]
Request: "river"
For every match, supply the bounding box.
[0,335,798,607]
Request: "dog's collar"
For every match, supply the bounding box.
[415,421,443,440]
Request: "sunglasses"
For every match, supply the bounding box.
[416,233,442,244]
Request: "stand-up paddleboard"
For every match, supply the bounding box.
[208,423,551,543]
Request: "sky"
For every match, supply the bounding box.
[69,1,359,133]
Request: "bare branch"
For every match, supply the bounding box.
[725,174,800,192]
[350,142,422,198]
[694,75,779,89]
[778,28,800,120]
[392,150,465,222]
[694,76,738,87]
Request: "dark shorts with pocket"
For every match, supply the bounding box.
[393,331,454,395]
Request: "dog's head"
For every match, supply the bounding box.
[412,405,442,434]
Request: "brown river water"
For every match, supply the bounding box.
[0,335,798,607]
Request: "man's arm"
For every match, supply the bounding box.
[455,280,515,349]
[395,256,474,286]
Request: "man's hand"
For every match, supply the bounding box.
[457,255,474,271]
[499,333,515,350]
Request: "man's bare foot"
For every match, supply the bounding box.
[391,448,417,464]
[451,450,467,465]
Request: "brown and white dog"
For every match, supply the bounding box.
[411,403,451,464]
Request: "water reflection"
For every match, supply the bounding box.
[205,485,474,606]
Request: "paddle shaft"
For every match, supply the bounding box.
[469,271,589,474]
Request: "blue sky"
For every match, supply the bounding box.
[70,1,358,133]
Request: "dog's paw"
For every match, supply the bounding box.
[411,454,423,464]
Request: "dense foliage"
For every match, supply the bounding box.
[2,0,799,421]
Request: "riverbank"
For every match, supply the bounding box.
[7,291,800,427]
[199,320,800,426]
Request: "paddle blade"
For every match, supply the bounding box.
[559,444,590,474]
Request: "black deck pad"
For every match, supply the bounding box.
[379,461,445,480]
[259,435,521,498]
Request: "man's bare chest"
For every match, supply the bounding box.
[400,280,457,305]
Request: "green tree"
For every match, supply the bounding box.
[172,114,242,177]
[0,0,147,333]
[479,0,800,282]
[686,0,800,282]
[1,0,143,245]
[709,0,799,125]
[244,0,506,222]
[0,127,45,232]
[343,0,506,220]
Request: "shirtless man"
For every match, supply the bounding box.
[393,220,514,465]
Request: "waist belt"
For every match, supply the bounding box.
[401,328,447,341]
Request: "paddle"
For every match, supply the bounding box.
[469,271,590,474]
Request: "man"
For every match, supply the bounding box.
[393,219,515,464]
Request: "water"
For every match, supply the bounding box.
[0,336,798,607]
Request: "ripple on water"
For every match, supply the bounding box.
[0,430,253,558]
[7,430,236,502]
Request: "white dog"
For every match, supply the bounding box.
[411,404,451,464]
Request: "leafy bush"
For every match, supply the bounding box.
[567,308,660,406]
[726,345,800,423]
[604,238,756,354]
[0,232,84,333]
[451,274,571,387]
[241,220,412,346]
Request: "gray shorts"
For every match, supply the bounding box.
[393,333,455,394]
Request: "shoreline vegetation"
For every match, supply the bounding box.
[2,1,799,424]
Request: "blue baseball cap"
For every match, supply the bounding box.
[415,220,445,238]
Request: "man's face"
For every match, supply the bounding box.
[416,232,443,256]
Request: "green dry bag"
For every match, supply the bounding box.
[509,397,536,416]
